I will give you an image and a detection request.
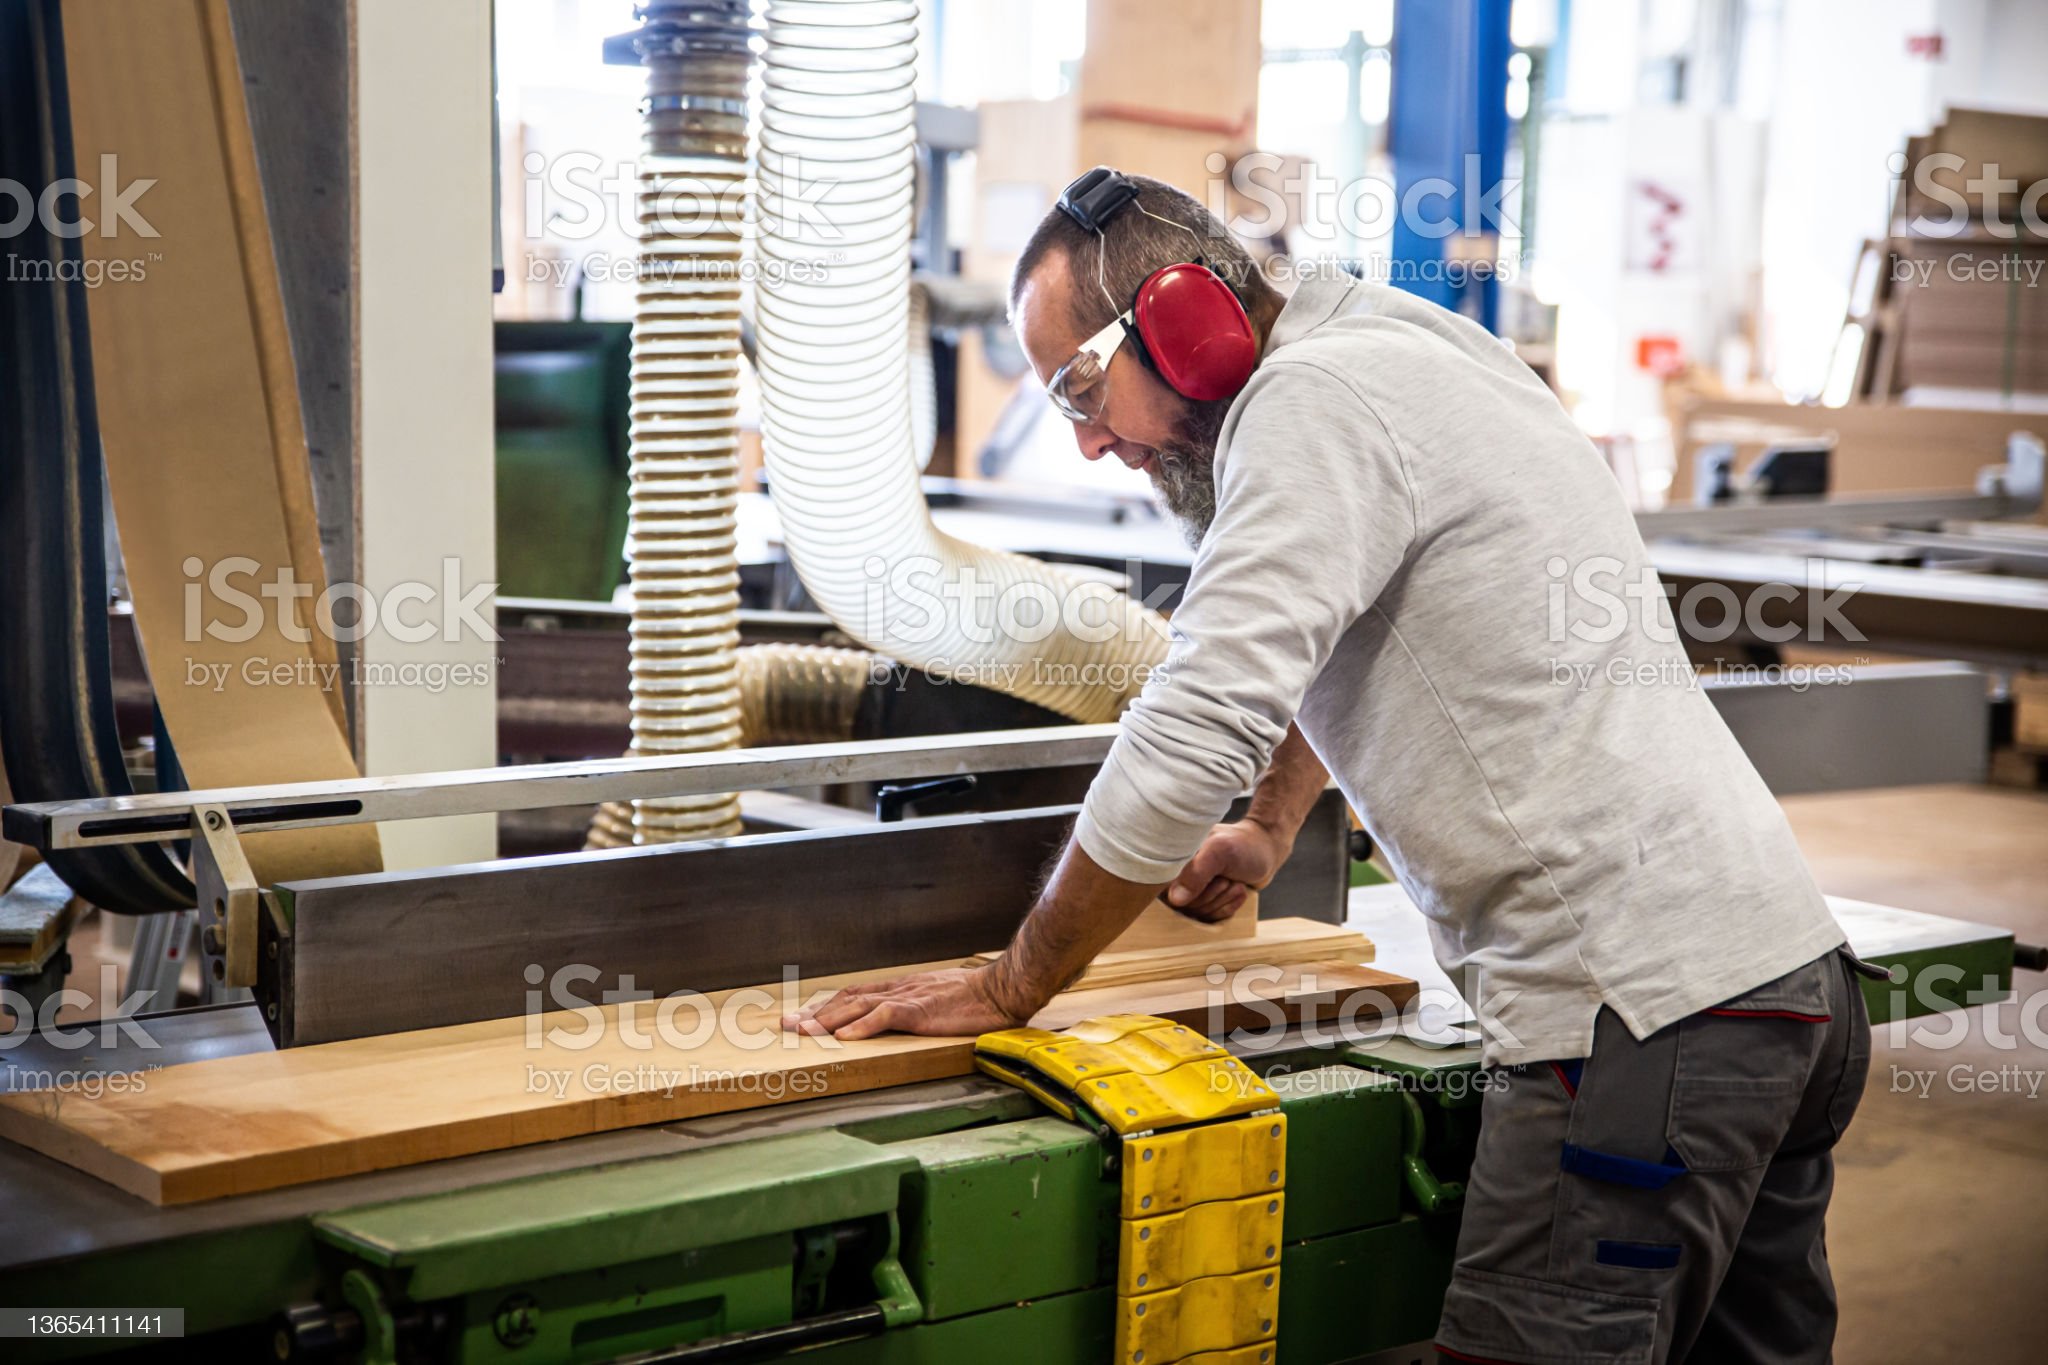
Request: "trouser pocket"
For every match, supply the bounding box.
[1827,946,1873,1142]
[1437,1265,1659,1364]
[1666,955,1835,1172]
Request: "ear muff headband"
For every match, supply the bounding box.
[1055,166,1259,404]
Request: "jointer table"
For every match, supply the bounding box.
[0,731,2025,1364]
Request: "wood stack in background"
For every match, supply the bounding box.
[1835,107,2048,404]
[951,0,1264,472]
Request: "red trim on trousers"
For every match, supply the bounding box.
[1436,1345,1527,1364]
[1703,1007,1832,1023]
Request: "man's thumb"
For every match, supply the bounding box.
[1165,848,1216,905]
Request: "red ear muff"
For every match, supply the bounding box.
[1129,262,1258,402]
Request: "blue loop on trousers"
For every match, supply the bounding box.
[1559,1142,1688,1189]
[1595,1239,1683,1269]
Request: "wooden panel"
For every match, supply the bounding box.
[60,0,378,882]
[988,914,1370,991]
[1075,0,1260,191]
[0,867,78,972]
[0,956,1409,1205]
[1106,897,1260,953]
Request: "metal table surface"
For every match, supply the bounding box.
[1344,884,2016,1029]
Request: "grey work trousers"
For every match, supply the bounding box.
[1434,946,1876,1364]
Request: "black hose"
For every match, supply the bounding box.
[0,0,191,912]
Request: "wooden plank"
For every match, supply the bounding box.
[1104,896,1260,953]
[0,866,80,972]
[1034,962,1412,1032]
[0,957,1408,1205]
[979,915,1371,990]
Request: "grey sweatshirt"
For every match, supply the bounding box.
[1073,273,1845,1065]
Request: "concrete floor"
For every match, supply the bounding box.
[1780,783,2048,1365]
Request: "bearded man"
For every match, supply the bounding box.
[786,168,1871,1365]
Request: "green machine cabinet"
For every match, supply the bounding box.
[308,1131,921,1365]
[493,322,631,602]
[1,1039,1484,1365]
[802,1046,1478,1365]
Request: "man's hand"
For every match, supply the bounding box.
[1165,725,1327,923]
[1164,819,1292,922]
[782,843,1167,1043]
[780,966,1030,1041]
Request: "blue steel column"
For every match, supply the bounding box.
[1389,0,1512,331]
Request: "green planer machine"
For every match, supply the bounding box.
[0,729,2022,1364]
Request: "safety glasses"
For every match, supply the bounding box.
[1045,314,1132,424]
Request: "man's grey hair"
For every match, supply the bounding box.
[1008,171,1281,333]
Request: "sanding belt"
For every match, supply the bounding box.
[61,0,379,883]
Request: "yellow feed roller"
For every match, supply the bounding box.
[976,1014,1287,1365]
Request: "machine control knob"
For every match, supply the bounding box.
[273,1303,362,1359]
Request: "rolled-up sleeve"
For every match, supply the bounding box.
[1074,358,1419,883]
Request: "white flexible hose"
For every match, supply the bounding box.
[907,279,936,471]
[754,0,1169,724]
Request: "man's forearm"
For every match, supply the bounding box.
[975,729,1324,1022]
[979,841,1167,1019]
[1243,724,1330,851]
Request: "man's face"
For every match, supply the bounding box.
[1015,253,1227,544]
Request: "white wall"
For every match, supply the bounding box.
[355,0,499,869]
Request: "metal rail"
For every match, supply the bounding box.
[3,726,1120,852]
